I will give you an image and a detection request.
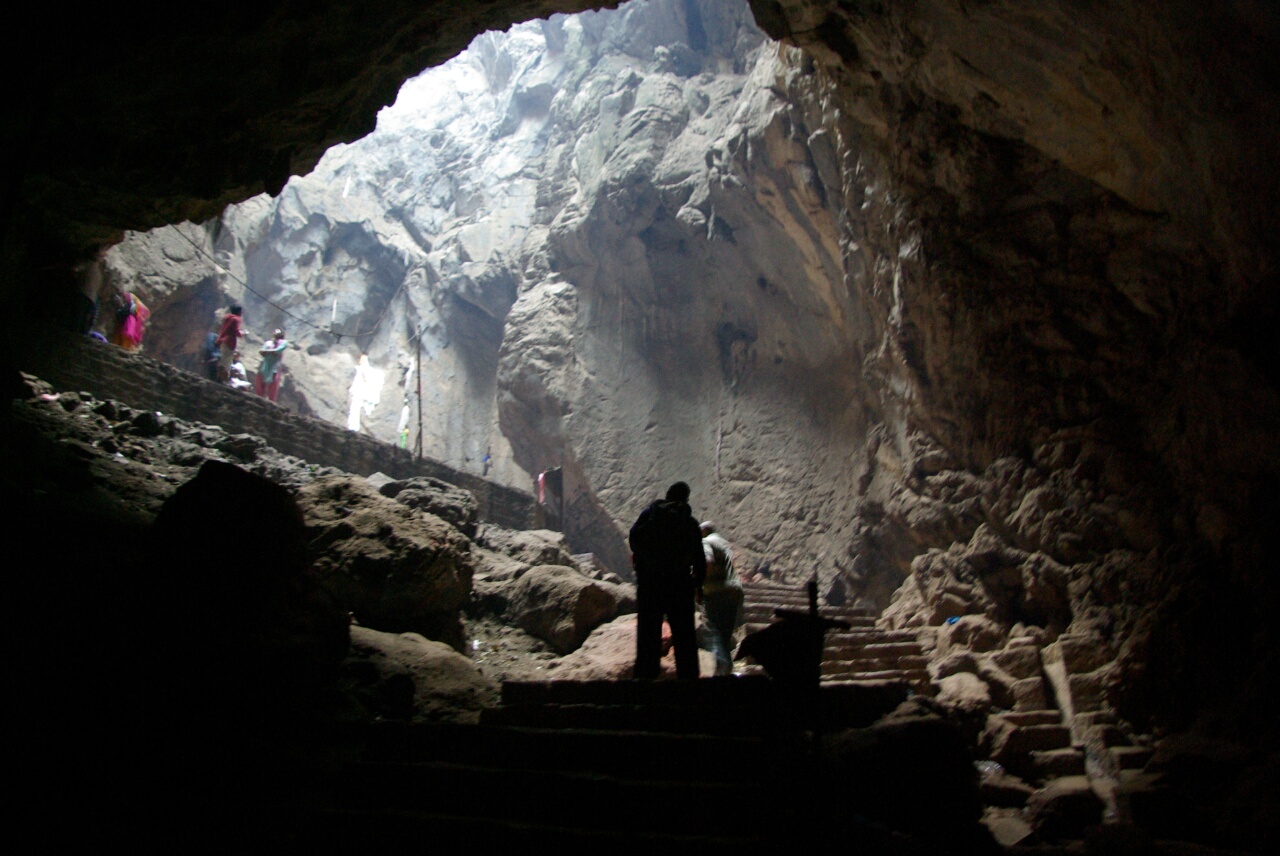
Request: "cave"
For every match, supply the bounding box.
[4,0,1278,852]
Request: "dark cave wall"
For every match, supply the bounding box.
[752,0,1280,734]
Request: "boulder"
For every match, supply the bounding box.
[379,476,479,537]
[936,672,993,716]
[474,523,580,570]
[938,614,1006,655]
[547,614,716,680]
[1025,776,1104,840]
[342,626,499,723]
[298,475,475,649]
[989,644,1043,680]
[508,565,619,654]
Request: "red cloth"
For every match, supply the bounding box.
[254,371,281,402]
[215,313,242,349]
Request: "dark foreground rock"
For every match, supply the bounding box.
[299,475,476,650]
[818,705,1000,854]
[342,625,499,723]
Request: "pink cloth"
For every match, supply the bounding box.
[115,294,149,350]
[254,371,281,402]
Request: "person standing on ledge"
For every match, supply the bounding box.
[255,329,287,402]
[214,304,249,383]
[700,521,744,676]
[629,481,706,680]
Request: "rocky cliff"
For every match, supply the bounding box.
[109,0,881,584]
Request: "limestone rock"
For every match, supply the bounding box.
[507,565,620,655]
[1025,776,1104,841]
[935,672,992,717]
[938,614,1006,655]
[981,716,1072,778]
[979,766,1035,809]
[474,524,580,571]
[342,626,499,723]
[380,476,479,537]
[546,614,715,681]
[299,475,475,649]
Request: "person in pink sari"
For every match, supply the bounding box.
[110,291,150,352]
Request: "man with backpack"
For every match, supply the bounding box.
[629,482,706,680]
[700,521,744,676]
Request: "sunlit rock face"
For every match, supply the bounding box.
[113,0,882,584]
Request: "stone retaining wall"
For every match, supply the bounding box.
[18,329,540,530]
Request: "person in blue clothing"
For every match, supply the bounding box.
[255,329,287,401]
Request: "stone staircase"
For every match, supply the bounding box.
[296,677,908,853]
[738,580,933,694]
[975,633,1156,845]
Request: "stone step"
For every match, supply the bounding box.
[819,657,930,674]
[500,676,772,708]
[1109,745,1153,771]
[995,711,1063,728]
[299,807,763,854]
[821,629,921,645]
[488,681,911,734]
[820,665,931,682]
[740,606,875,624]
[482,703,764,736]
[824,641,923,659]
[357,721,767,783]
[742,619,877,636]
[1073,710,1118,730]
[333,759,755,836]
[1030,747,1087,778]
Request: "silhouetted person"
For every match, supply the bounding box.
[630,481,706,680]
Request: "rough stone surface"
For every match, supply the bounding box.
[299,475,476,649]
[474,523,582,571]
[935,672,991,717]
[380,476,479,538]
[1025,776,1105,841]
[546,613,717,680]
[507,564,620,654]
[342,625,499,723]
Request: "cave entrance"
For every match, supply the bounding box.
[103,0,873,598]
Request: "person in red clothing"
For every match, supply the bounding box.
[214,304,246,382]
